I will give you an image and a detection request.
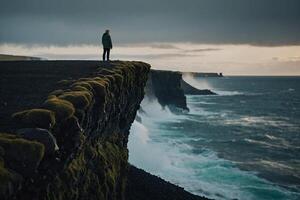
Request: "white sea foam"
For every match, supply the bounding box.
[244,138,285,149]
[139,96,183,122]
[245,135,297,150]
[182,74,213,90]
[264,134,293,148]
[130,132,242,199]
[224,116,296,129]
[279,88,295,93]
[186,105,216,116]
[128,98,296,200]
[259,160,294,171]
[195,101,217,105]
[265,134,278,140]
[128,120,171,172]
[182,74,244,96]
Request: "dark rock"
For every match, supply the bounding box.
[135,114,142,123]
[183,72,223,77]
[16,128,59,155]
[149,70,189,111]
[0,132,44,178]
[0,61,151,200]
[0,61,213,200]
[181,79,216,95]
[126,165,210,200]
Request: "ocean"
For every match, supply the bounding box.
[128,76,300,200]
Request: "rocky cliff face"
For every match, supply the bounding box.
[0,61,150,200]
[126,165,208,200]
[148,70,189,111]
[180,79,216,95]
[182,72,223,77]
[146,70,217,112]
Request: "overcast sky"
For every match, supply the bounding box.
[1,0,300,45]
[0,0,300,75]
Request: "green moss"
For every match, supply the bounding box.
[113,73,124,86]
[93,76,107,82]
[105,75,116,85]
[0,133,45,176]
[57,79,74,86]
[99,68,115,75]
[78,78,92,82]
[58,91,93,110]
[71,81,93,92]
[71,85,90,93]
[72,79,108,93]
[0,133,18,140]
[113,69,124,75]
[49,89,65,96]
[0,164,22,197]
[43,138,128,200]
[43,97,75,121]
[12,109,56,129]
[47,95,57,100]
[85,80,107,97]
[26,61,152,199]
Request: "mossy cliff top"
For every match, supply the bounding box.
[1,61,150,200]
[0,133,45,197]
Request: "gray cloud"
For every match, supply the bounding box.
[288,56,300,61]
[0,0,300,46]
[186,48,221,52]
[30,52,199,61]
[117,53,200,60]
[149,44,180,49]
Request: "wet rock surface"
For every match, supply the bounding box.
[126,165,210,200]
[181,79,216,95]
[148,70,189,111]
[16,128,59,155]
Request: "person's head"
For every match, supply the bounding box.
[105,29,110,34]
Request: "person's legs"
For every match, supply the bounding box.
[102,48,106,61]
[106,49,110,61]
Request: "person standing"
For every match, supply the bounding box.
[102,29,113,61]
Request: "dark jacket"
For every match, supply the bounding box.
[102,33,112,49]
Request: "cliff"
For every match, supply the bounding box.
[145,70,217,112]
[183,72,223,78]
[181,79,216,95]
[147,70,189,111]
[0,61,210,200]
[126,165,208,200]
[0,61,150,200]
[0,54,42,61]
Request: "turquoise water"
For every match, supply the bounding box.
[128,76,300,200]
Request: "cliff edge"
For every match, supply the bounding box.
[0,61,210,200]
[0,61,150,200]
